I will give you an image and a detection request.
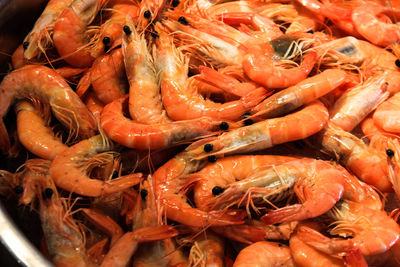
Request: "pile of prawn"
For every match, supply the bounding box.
[2,0,400,265]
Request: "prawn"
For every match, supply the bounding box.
[187,101,328,159]
[243,51,317,89]
[373,91,400,134]
[152,148,246,227]
[37,178,94,267]
[84,92,104,121]
[22,0,74,60]
[329,73,390,132]
[233,241,296,267]
[15,101,68,160]
[251,68,347,118]
[100,96,224,150]
[317,124,394,192]
[122,21,168,124]
[188,231,225,267]
[90,48,127,104]
[209,158,346,225]
[0,65,96,154]
[53,0,106,67]
[49,134,142,197]
[298,200,400,256]
[154,25,267,121]
[352,1,400,47]
[11,45,28,69]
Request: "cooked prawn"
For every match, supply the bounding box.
[188,231,225,267]
[373,91,400,134]
[15,101,68,160]
[233,241,296,266]
[53,0,106,67]
[0,65,96,153]
[243,51,317,89]
[22,0,74,60]
[251,68,346,118]
[187,101,328,159]
[155,26,267,121]
[49,134,142,197]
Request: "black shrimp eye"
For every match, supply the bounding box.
[212,186,224,196]
[171,0,180,7]
[243,119,254,126]
[204,143,213,152]
[22,42,29,50]
[178,16,189,25]
[102,36,111,45]
[123,25,131,35]
[386,148,395,158]
[14,186,23,194]
[396,59,400,68]
[112,170,119,178]
[208,155,217,163]
[307,29,314,34]
[219,122,229,131]
[44,188,54,199]
[144,10,151,19]
[140,189,148,200]
[242,112,251,119]
[150,31,159,39]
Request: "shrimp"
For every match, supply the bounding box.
[152,148,246,227]
[15,101,68,160]
[100,97,224,150]
[298,200,400,256]
[0,65,96,154]
[90,48,127,104]
[37,178,94,267]
[208,158,346,225]
[317,124,394,192]
[188,231,225,267]
[154,25,267,121]
[352,1,400,47]
[233,241,296,267]
[122,22,168,124]
[243,51,317,89]
[329,73,390,132]
[187,155,297,211]
[53,0,106,67]
[251,68,347,118]
[11,45,28,69]
[187,101,328,159]
[138,0,168,26]
[49,134,142,197]
[373,91,400,134]
[22,0,74,60]
[84,92,104,121]
[91,4,139,58]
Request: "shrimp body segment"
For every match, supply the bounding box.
[49,135,142,197]
[233,241,296,267]
[0,65,96,153]
[373,92,400,134]
[15,101,68,160]
[252,69,346,118]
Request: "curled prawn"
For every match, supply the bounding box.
[53,0,106,67]
[233,241,296,266]
[15,101,68,160]
[373,91,400,134]
[0,65,96,153]
[155,26,267,121]
[22,0,74,60]
[49,134,142,197]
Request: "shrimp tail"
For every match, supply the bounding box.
[0,119,10,153]
[134,225,178,242]
[241,87,269,109]
[344,248,368,267]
